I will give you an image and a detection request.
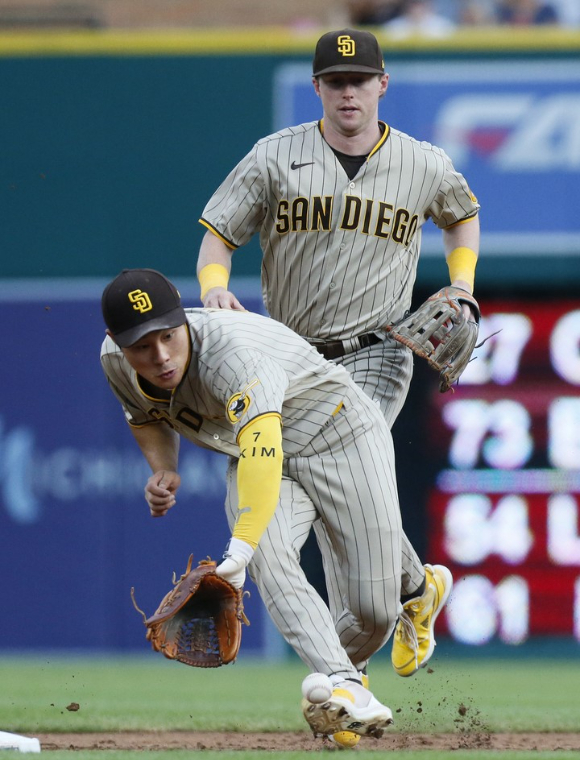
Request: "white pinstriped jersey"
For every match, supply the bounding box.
[200,120,480,341]
[101,307,405,677]
[100,308,353,457]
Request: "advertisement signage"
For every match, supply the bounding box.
[1,283,270,652]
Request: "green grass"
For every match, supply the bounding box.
[2,652,579,733]
[1,651,579,756]
[18,754,580,760]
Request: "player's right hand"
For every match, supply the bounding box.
[202,287,246,311]
[145,470,181,517]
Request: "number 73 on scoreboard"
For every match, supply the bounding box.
[427,300,580,645]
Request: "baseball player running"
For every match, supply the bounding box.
[101,268,406,740]
[196,28,479,743]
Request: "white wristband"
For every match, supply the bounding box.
[225,537,255,564]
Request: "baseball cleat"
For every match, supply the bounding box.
[391,564,453,677]
[302,680,393,739]
[329,670,369,748]
[359,668,370,690]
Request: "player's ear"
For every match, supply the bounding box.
[379,73,389,96]
[312,76,321,97]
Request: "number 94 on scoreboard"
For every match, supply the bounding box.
[426,299,580,645]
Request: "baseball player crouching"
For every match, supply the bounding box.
[101,268,407,740]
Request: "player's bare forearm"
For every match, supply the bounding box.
[443,215,480,255]
[130,423,181,517]
[197,230,233,274]
[130,422,180,471]
[197,230,245,310]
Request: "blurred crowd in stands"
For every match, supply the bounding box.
[0,0,577,32]
[349,0,579,34]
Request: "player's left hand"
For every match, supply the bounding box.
[461,302,476,321]
[145,470,181,517]
[452,280,477,322]
[215,537,255,588]
[385,285,480,393]
[215,555,247,589]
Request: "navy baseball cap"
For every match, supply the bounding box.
[102,268,186,347]
[313,29,385,77]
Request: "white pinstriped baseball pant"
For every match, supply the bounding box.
[224,382,402,677]
[326,335,426,600]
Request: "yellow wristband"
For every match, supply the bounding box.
[446,247,478,292]
[198,263,229,300]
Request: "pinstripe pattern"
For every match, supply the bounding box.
[202,122,479,604]
[201,121,479,337]
[102,308,352,454]
[101,308,402,677]
[225,383,402,674]
[200,117,477,610]
[315,336,425,606]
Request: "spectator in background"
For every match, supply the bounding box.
[458,0,498,25]
[347,0,405,25]
[383,0,456,36]
[496,0,560,24]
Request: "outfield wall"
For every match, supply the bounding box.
[1,28,579,289]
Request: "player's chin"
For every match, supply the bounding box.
[155,369,183,389]
[337,114,362,133]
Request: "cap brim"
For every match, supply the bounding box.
[113,306,186,347]
[313,64,384,76]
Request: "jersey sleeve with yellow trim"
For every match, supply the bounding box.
[427,148,480,229]
[198,220,238,250]
[200,142,267,248]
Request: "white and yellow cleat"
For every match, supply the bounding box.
[302,678,393,741]
[391,564,453,677]
[328,671,370,748]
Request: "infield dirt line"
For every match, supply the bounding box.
[36,731,580,752]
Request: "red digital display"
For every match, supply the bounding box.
[426,300,580,644]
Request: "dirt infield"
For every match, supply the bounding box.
[37,732,580,752]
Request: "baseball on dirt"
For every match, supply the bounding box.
[332,731,361,748]
[301,673,333,704]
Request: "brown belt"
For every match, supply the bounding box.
[309,332,382,361]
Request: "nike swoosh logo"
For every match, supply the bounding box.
[291,160,315,170]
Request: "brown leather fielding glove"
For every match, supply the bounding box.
[132,556,249,668]
[385,286,480,393]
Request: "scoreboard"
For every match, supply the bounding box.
[426,299,580,644]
